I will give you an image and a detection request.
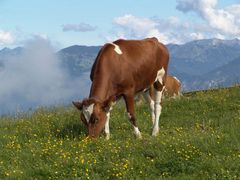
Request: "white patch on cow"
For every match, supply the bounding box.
[127,112,132,119]
[152,86,165,136]
[155,68,165,84]
[148,94,155,125]
[109,42,123,55]
[134,126,142,139]
[173,76,180,83]
[105,112,110,140]
[82,103,94,123]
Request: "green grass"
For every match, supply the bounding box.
[0,86,240,179]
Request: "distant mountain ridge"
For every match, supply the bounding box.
[197,55,240,89]
[57,45,101,76]
[1,38,240,91]
[168,38,240,75]
[0,47,23,57]
[0,47,24,71]
[167,38,240,90]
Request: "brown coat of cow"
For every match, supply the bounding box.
[73,37,169,138]
[164,75,181,98]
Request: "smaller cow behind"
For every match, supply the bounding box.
[164,75,181,98]
[136,75,181,105]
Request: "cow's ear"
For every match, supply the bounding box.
[72,101,83,110]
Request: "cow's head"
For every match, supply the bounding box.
[72,98,110,138]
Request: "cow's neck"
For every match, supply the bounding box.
[89,75,114,103]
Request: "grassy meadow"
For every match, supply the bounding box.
[0,86,240,179]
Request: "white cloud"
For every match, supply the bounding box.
[226,4,240,25]
[190,32,205,39]
[0,31,14,45]
[146,29,170,43]
[112,14,210,44]
[112,14,180,44]
[62,23,97,32]
[214,33,225,39]
[113,14,160,40]
[32,33,49,40]
[114,14,156,33]
[109,1,239,44]
[176,0,240,36]
[0,37,90,114]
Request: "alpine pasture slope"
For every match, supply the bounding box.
[0,86,239,179]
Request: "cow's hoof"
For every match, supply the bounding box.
[152,128,159,136]
[105,133,110,140]
[135,133,142,139]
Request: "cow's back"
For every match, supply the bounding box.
[95,38,169,92]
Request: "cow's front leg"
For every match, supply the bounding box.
[104,111,110,140]
[124,94,142,139]
[148,85,155,126]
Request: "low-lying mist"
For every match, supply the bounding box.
[0,37,91,115]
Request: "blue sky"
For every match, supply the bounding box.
[0,0,239,49]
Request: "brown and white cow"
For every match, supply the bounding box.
[72,37,169,139]
[164,75,182,98]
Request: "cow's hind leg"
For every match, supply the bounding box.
[124,93,142,139]
[152,81,165,136]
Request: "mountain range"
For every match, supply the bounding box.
[1,38,240,92]
[167,38,240,90]
[57,45,101,77]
